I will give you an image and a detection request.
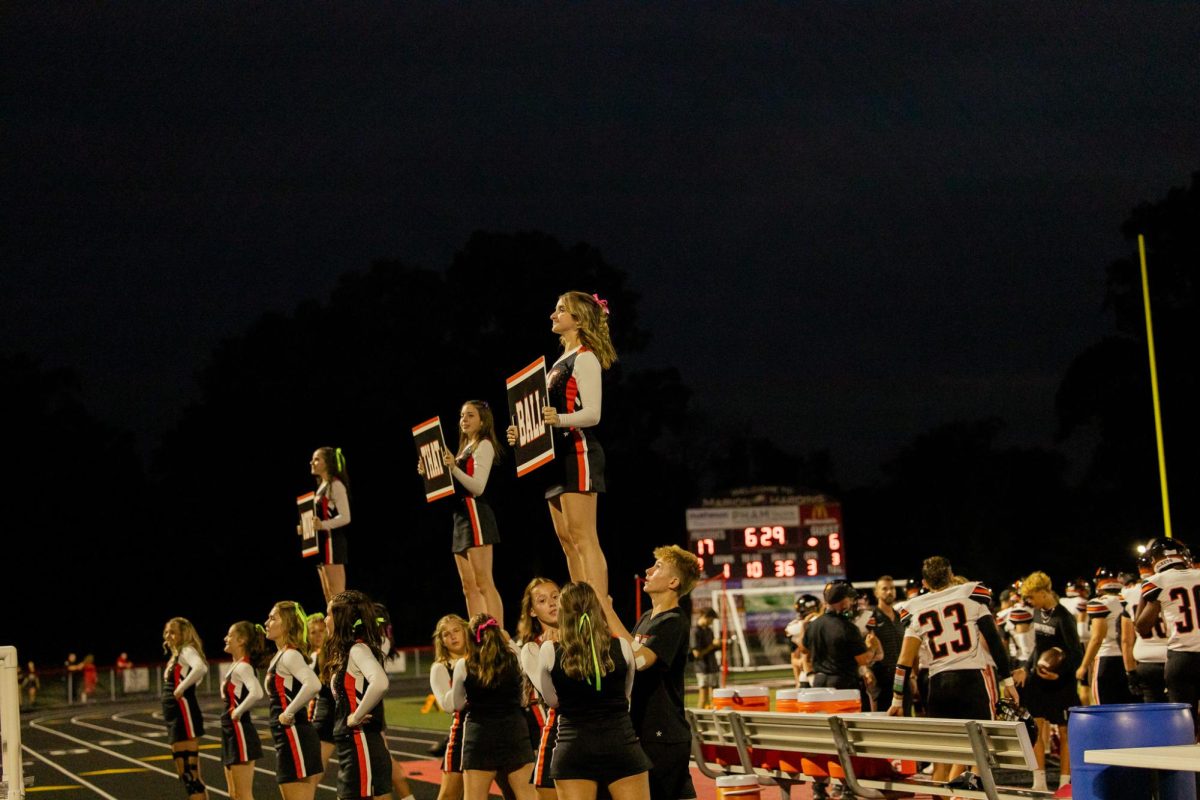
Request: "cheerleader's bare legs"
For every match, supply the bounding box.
[454,545,504,628]
[556,773,648,800]
[317,564,345,605]
[548,493,608,599]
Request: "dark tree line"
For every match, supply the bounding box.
[8,172,1197,663]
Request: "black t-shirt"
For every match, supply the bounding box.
[631,606,690,744]
[802,611,867,680]
[690,625,717,674]
[867,607,905,680]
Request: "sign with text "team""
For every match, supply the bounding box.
[413,417,455,502]
[506,356,555,477]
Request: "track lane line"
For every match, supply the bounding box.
[21,743,125,800]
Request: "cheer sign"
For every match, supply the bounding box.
[506,356,555,477]
[413,417,455,502]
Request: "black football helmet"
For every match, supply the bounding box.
[1144,537,1192,573]
[795,594,820,615]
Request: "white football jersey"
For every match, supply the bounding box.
[1085,593,1126,659]
[1141,568,1200,653]
[900,582,994,676]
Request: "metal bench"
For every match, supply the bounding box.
[687,708,1052,800]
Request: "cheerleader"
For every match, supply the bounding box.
[430,615,470,800]
[220,621,269,800]
[162,617,209,800]
[515,578,560,800]
[264,601,323,800]
[450,615,537,800]
[375,603,417,800]
[304,612,337,779]
[524,582,650,800]
[419,401,505,626]
[507,292,617,598]
[323,591,390,800]
[309,447,351,603]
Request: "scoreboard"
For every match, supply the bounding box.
[686,495,845,584]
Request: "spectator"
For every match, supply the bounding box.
[691,608,720,708]
[64,652,83,701]
[20,661,40,708]
[80,654,99,702]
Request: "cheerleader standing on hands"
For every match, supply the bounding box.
[420,400,505,626]
[508,292,616,598]
[162,617,209,800]
[309,447,351,603]
[220,621,269,800]
[264,601,323,800]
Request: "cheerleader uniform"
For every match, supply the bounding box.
[450,649,534,772]
[334,643,391,799]
[430,660,464,774]
[265,647,323,784]
[545,346,605,499]
[220,658,264,766]
[518,640,558,790]
[162,645,207,743]
[527,637,650,784]
[309,651,336,745]
[316,477,351,566]
[450,439,501,554]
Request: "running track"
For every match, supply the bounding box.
[16,701,731,799]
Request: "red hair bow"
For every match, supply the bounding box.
[592,294,610,315]
[474,618,498,643]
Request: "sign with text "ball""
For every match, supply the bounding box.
[506,356,555,477]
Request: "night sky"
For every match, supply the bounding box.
[5,7,1198,485]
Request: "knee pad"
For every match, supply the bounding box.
[176,750,204,795]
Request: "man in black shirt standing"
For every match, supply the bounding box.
[867,575,908,712]
[604,544,702,800]
[801,580,880,689]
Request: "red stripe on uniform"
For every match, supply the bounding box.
[534,708,556,784]
[355,729,370,797]
[443,711,461,772]
[175,665,196,739]
[982,667,997,718]
[285,725,306,777]
[573,430,589,491]
[466,498,483,547]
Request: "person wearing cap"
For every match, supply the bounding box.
[800,581,880,691]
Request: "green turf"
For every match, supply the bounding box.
[384,669,794,730]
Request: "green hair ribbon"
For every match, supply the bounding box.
[577,613,602,692]
[255,624,266,635]
[295,603,309,645]
[335,447,346,473]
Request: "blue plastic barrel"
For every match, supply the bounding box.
[1069,702,1196,800]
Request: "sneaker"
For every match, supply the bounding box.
[948,771,983,791]
[1052,783,1072,798]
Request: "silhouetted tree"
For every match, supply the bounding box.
[1056,171,1199,546]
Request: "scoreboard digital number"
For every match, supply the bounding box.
[685,502,845,582]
